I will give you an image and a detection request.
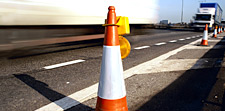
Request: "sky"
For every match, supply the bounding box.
[158,0,225,23]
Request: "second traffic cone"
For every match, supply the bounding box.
[201,24,208,46]
[221,27,223,33]
[218,26,221,34]
[213,26,217,38]
[96,6,128,111]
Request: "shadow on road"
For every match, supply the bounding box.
[136,38,225,111]
[8,38,103,59]
[13,74,94,110]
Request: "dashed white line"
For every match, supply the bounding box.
[169,40,177,43]
[191,36,196,38]
[155,42,166,46]
[186,37,191,39]
[179,39,185,41]
[134,46,150,50]
[43,59,85,69]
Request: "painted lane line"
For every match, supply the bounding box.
[36,38,204,111]
[155,42,166,46]
[179,39,185,41]
[186,37,191,40]
[191,36,196,38]
[169,40,177,43]
[35,84,98,111]
[134,46,150,50]
[43,60,85,69]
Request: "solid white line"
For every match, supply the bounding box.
[134,46,150,50]
[169,40,177,43]
[155,42,166,46]
[43,60,85,69]
[179,39,185,41]
[36,38,204,111]
[35,84,98,111]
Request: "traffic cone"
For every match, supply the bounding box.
[218,26,221,34]
[213,26,217,38]
[95,6,128,111]
[221,26,223,33]
[201,24,208,46]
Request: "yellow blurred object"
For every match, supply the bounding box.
[116,16,130,35]
[119,36,131,59]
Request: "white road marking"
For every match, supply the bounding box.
[155,42,166,46]
[186,37,191,39]
[43,60,85,69]
[37,37,222,111]
[134,46,150,50]
[192,36,196,38]
[179,39,185,41]
[169,40,177,43]
[35,84,98,111]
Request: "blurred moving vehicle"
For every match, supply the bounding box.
[192,3,223,31]
[0,0,159,50]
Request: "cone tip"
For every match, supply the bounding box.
[108,6,115,10]
[205,24,208,31]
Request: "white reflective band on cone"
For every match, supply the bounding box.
[214,29,217,35]
[203,30,208,40]
[98,45,126,99]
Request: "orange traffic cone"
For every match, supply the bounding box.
[95,6,128,111]
[201,24,208,46]
[218,26,221,34]
[213,26,217,38]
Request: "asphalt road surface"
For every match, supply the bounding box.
[1,29,224,111]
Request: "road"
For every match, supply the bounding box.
[1,29,224,111]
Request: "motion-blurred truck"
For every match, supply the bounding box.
[192,3,223,31]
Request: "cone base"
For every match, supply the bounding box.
[96,96,128,111]
[213,34,217,38]
[201,40,208,46]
